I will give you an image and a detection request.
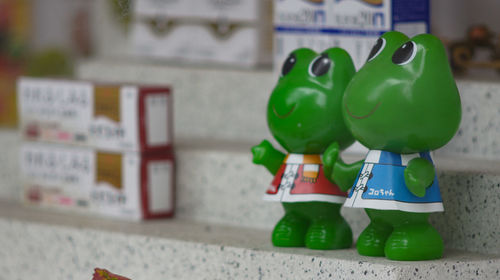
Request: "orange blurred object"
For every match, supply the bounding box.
[0,64,22,127]
[0,0,31,127]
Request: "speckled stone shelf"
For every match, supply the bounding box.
[1,129,499,256]
[173,143,500,256]
[77,60,500,160]
[0,201,498,280]
[2,61,499,279]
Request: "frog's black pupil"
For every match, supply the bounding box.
[392,42,415,64]
[367,38,383,61]
[311,54,331,76]
[281,54,296,76]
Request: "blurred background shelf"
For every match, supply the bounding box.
[77,59,500,161]
[0,200,499,280]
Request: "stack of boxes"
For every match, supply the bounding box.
[130,0,273,68]
[17,77,174,220]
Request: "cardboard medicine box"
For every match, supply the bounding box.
[20,142,175,220]
[274,0,430,70]
[17,77,172,153]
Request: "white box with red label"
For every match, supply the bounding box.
[20,142,175,220]
[17,77,172,153]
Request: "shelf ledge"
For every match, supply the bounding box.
[0,201,498,280]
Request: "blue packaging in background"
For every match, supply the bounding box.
[274,0,430,70]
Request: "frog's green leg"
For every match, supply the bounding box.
[362,209,443,260]
[272,203,310,247]
[277,202,352,249]
[305,212,352,250]
[384,213,443,261]
[357,209,393,256]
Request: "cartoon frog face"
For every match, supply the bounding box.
[268,48,356,154]
[343,31,462,154]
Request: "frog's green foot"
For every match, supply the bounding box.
[356,222,393,257]
[305,218,352,250]
[272,213,309,247]
[384,223,443,261]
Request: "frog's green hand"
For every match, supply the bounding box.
[323,142,363,192]
[323,142,340,175]
[334,159,364,192]
[251,140,286,175]
[404,157,435,197]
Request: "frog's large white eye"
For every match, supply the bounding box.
[367,37,386,62]
[392,41,417,65]
[308,53,331,77]
[281,53,296,77]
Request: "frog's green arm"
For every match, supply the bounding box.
[323,142,363,192]
[404,157,435,197]
[251,140,286,175]
[332,159,364,192]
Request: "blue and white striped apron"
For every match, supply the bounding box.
[343,150,443,213]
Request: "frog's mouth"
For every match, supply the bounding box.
[273,104,296,119]
[345,101,381,119]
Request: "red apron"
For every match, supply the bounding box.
[263,154,347,203]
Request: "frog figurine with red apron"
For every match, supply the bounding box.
[252,47,356,249]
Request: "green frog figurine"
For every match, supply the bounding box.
[323,31,462,260]
[252,47,356,249]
